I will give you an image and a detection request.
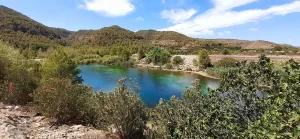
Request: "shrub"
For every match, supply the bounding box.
[165,63,173,69]
[274,45,283,51]
[94,79,147,139]
[154,56,300,138]
[206,67,238,77]
[223,49,230,55]
[41,48,82,83]
[110,46,131,61]
[33,78,93,124]
[198,49,211,69]
[215,57,239,68]
[147,47,171,65]
[172,56,184,65]
[192,58,198,67]
[137,47,146,60]
[0,42,39,105]
[102,56,123,65]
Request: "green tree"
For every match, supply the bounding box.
[110,46,131,61]
[41,48,82,83]
[198,49,211,69]
[147,47,171,65]
[172,56,184,65]
[137,47,146,60]
[246,60,300,138]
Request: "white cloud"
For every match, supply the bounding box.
[162,0,165,4]
[79,0,135,17]
[218,31,231,35]
[160,0,300,36]
[249,28,258,31]
[135,17,144,21]
[161,9,197,24]
[218,31,231,36]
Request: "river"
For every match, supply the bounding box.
[79,65,220,106]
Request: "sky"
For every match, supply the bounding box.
[1,0,300,46]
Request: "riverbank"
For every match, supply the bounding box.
[134,54,220,80]
[135,64,219,80]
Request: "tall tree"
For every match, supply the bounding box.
[198,49,211,69]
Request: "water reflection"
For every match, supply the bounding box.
[79,65,220,105]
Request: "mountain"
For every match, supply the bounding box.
[0,5,69,50]
[0,5,296,51]
[69,25,145,47]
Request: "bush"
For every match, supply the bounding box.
[274,45,283,51]
[147,47,171,65]
[41,48,82,83]
[137,47,146,60]
[198,49,211,69]
[215,57,239,68]
[102,55,124,65]
[192,58,198,67]
[223,49,230,55]
[172,56,184,65]
[33,78,93,124]
[94,79,147,139]
[110,46,131,61]
[154,56,300,138]
[0,42,39,105]
[165,63,173,69]
[206,67,238,77]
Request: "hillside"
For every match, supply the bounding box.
[0,5,68,49]
[69,25,145,47]
[0,5,296,51]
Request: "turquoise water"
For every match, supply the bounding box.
[79,65,220,106]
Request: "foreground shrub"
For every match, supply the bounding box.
[94,78,147,139]
[154,82,235,138]
[215,57,239,68]
[0,42,39,105]
[33,78,93,124]
[172,56,184,65]
[154,55,300,138]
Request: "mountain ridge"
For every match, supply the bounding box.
[0,5,295,51]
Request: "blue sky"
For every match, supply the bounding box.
[1,0,300,46]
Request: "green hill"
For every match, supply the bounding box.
[69,25,145,47]
[0,5,69,50]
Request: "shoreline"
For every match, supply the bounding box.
[135,64,220,80]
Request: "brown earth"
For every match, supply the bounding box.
[0,103,108,139]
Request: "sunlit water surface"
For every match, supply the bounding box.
[79,65,220,106]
